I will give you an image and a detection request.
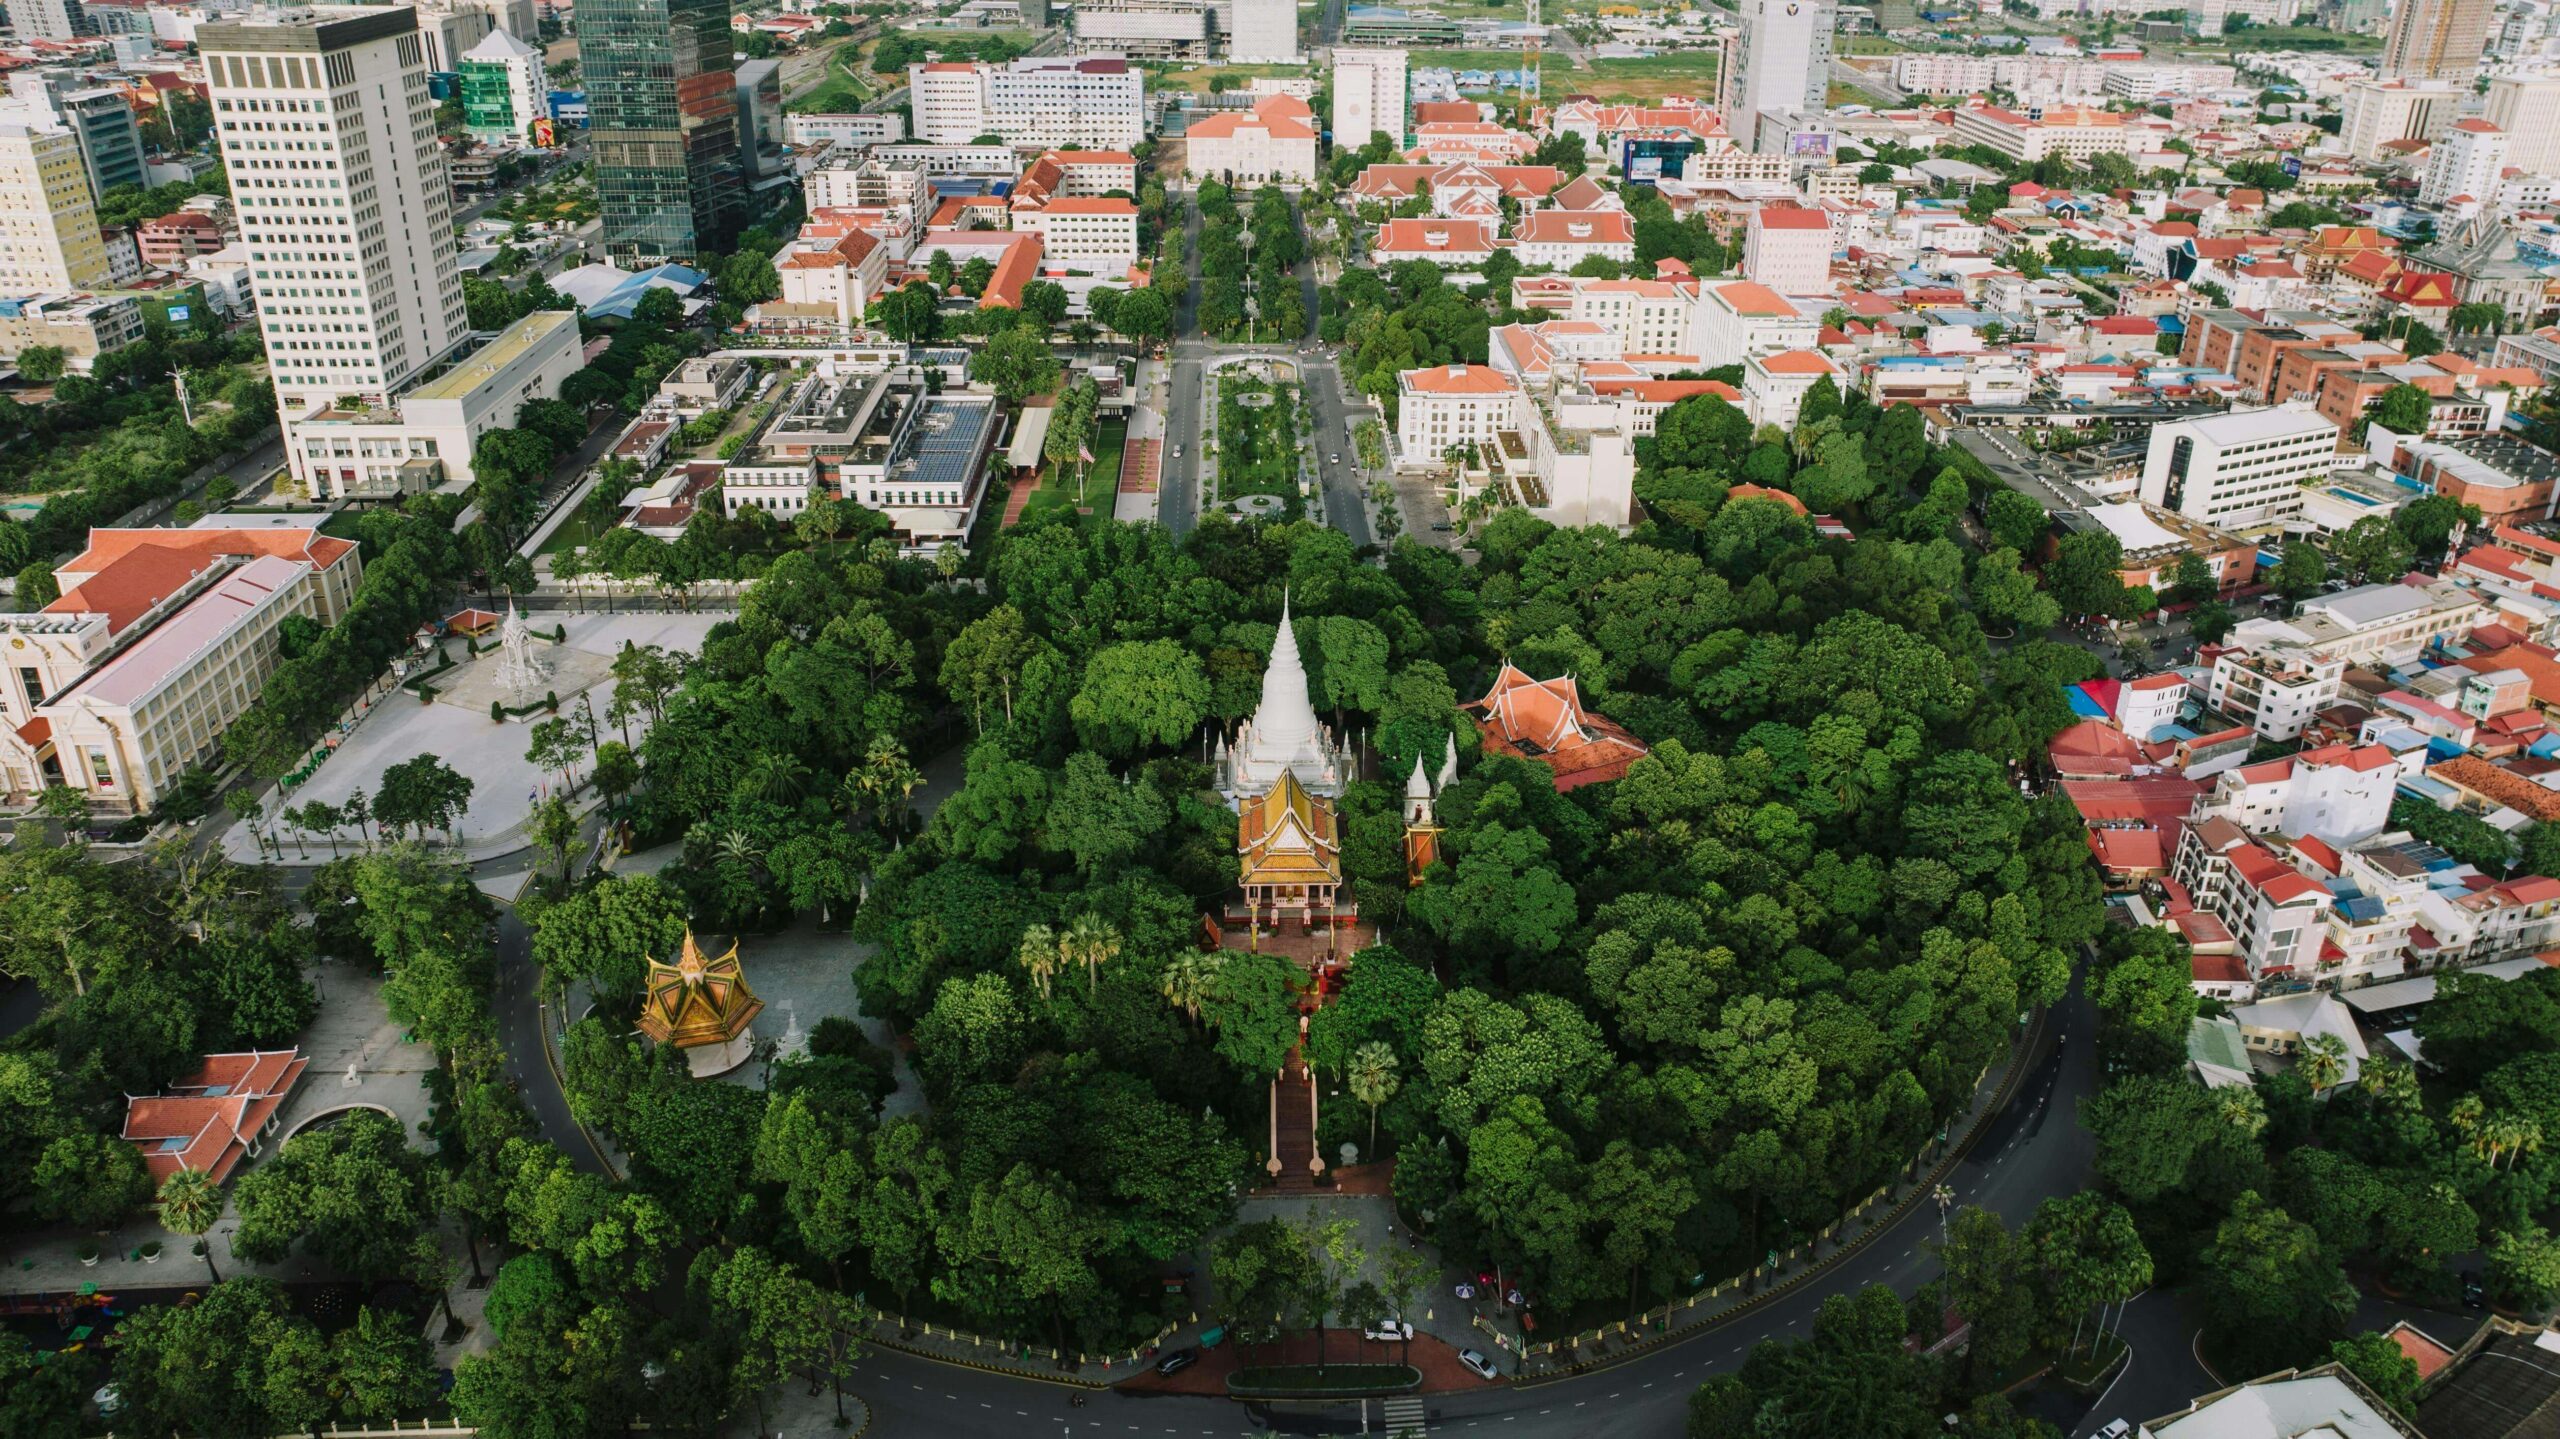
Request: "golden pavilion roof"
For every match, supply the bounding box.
[636,930,764,1049]
[1238,770,1342,887]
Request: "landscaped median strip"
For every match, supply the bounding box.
[1509,1005,2052,1387]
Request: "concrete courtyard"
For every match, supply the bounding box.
[235,611,720,862]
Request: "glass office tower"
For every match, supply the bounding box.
[582,0,741,266]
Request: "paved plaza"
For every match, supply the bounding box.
[233,611,720,862]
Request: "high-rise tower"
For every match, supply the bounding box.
[583,0,742,266]
[200,5,468,414]
[2379,0,2494,84]
[1729,0,1834,153]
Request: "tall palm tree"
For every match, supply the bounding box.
[156,1169,223,1284]
[2216,1088,2267,1139]
[1160,952,1219,1023]
[2299,1031,2349,1097]
[1345,1042,1400,1159]
[1063,913,1122,997]
[1015,924,1062,1002]
[2506,1117,2545,1171]
[746,754,812,807]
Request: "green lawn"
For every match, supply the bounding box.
[789,66,871,114]
[1579,52,1720,101]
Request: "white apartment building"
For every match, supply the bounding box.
[0,121,110,294]
[1071,0,1212,61]
[1227,0,1297,62]
[2486,75,2560,177]
[1728,0,1832,153]
[286,310,584,499]
[871,144,1019,178]
[2340,79,2461,161]
[2196,742,2402,846]
[1564,279,1706,359]
[803,158,928,230]
[1183,93,1318,184]
[1010,197,1140,270]
[2288,579,2490,665]
[2208,642,2349,741]
[1947,104,2133,163]
[201,5,469,418]
[1695,280,1819,360]
[1398,364,1519,463]
[1332,47,1408,151]
[2421,118,2509,207]
[2139,405,2340,532]
[786,112,907,148]
[2173,816,2335,986]
[907,57,1145,150]
[1742,350,1839,431]
[1742,205,1835,296]
[774,226,887,331]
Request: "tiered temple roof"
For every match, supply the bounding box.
[1238,769,1344,892]
[637,930,765,1050]
[1470,663,1649,790]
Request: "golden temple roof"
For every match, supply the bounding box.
[636,929,764,1049]
[1238,770,1342,887]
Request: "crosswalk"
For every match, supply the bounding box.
[1382,1395,1428,1436]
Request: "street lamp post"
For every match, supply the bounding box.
[1932,1184,1955,1246]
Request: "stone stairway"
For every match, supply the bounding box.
[1267,1047,1318,1192]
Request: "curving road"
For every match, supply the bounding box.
[831,971,2105,1437]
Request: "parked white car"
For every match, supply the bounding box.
[1458,1348,1499,1381]
[1364,1320,1415,1342]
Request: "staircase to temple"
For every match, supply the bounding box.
[1268,1048,1318,1193]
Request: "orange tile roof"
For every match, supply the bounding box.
[1373,218,1497,255]
[1711,280,1796,317]
[1756,350,1836,376]
[1754,205,1832,230]
[2430,754,2560,822]
[1404,363,1517,396]
[122,1049,309,1185]
[1238,769,1343,887]
[1470,663,1647,790]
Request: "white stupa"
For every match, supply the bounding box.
[1218,591,1357,807]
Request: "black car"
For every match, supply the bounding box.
[1156,1349,1197,1376]
[2463,1272,2487,1309]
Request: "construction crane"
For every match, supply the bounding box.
[1519,0,1540,128]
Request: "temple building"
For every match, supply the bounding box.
[1217,593,1358,805]
[1469,663,1649,790]
[1237,769,1344,926]
[637,929,765,1077]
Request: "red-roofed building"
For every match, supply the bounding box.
[2062,776,2206,884]
[1468,663,1648,790]
[1184,93,1319,184]
[122,1049,310,1185]
[1370,218,1499,267]
[1743,205,1835,296]
[137,210,228,271]
[1510,209,1636,268]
